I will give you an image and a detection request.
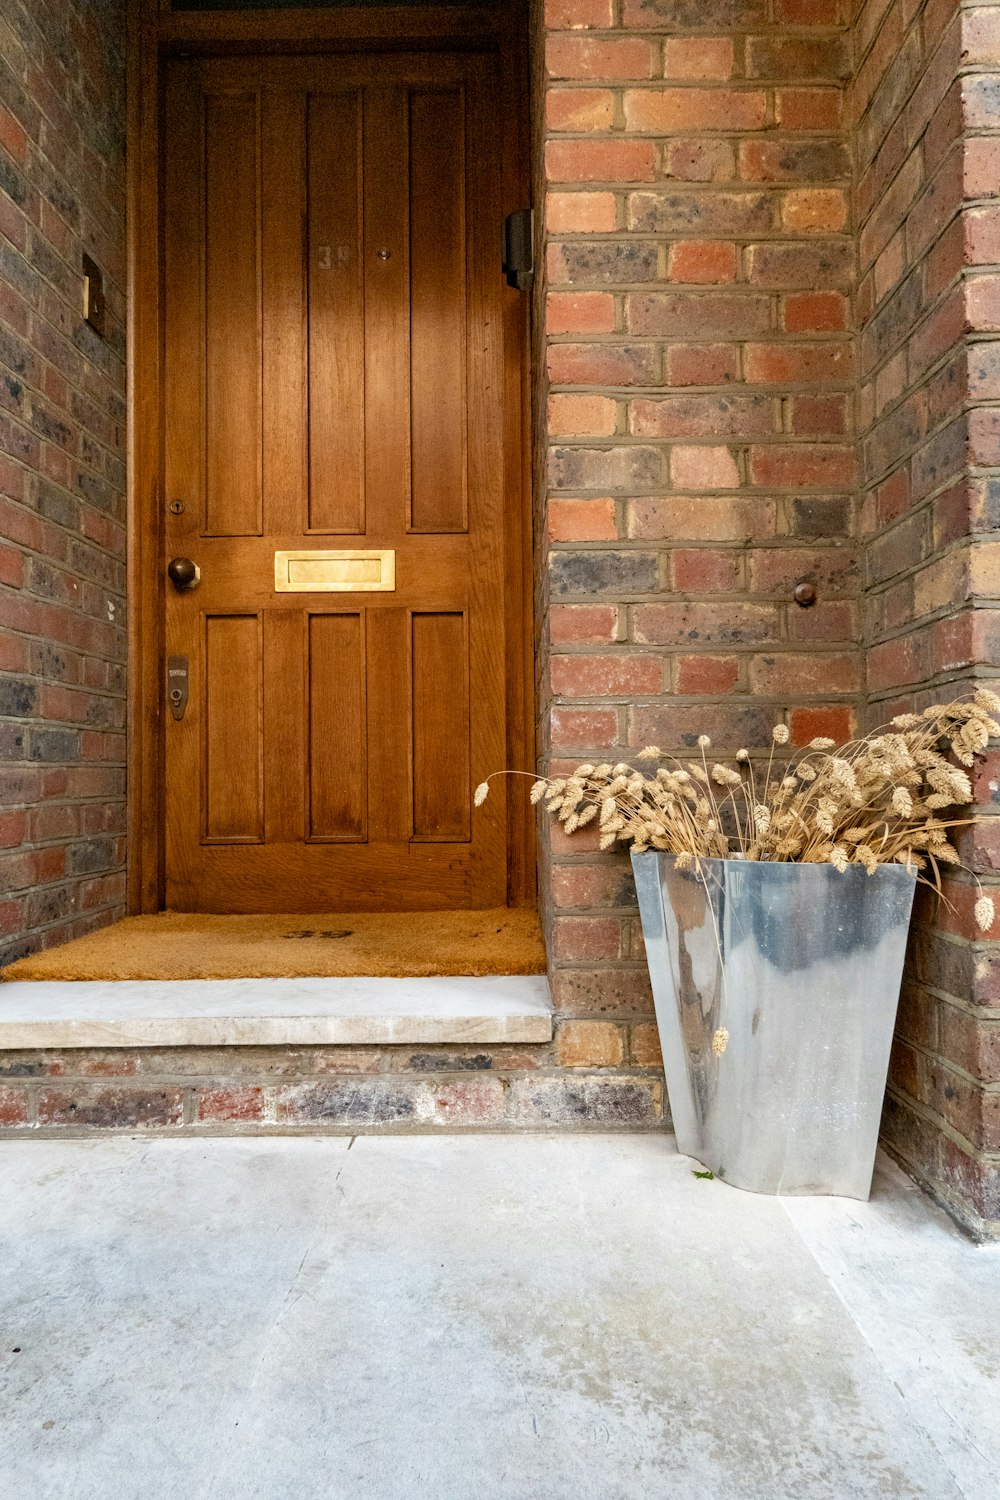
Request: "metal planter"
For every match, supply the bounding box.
[632,852,916,1199]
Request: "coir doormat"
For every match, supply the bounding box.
[2,909,547,982]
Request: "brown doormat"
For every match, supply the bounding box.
[2,909,547,983]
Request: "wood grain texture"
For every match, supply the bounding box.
[203,615,263,841]
[309,612,367,840]
[412,612,470,841]
[263,608,306,843]
[204,93,262,537]
[307,92,365,534]
[409,88,467,534]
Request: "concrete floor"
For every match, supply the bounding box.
[0,1136,997,1500]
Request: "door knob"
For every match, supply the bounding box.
[167,557,200,592]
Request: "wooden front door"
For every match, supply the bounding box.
[162,52,521,913]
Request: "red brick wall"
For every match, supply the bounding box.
[0,0,127,965]
[854,0,1000,1233]
[535,0,861,1071]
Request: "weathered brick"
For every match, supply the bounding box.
[505,1075,662,1127]
[744,341,853,385]
[555,1020,626,1067]
[546,140,656,185]
[547,342,659,387]
[546,36,657,81]
[627,292,771,338]
[629,393,773,439]
[548,393,618,437]
[664,139,736,183]
[550,653,663,697]
[548,241,660,286]
[622,0,767,24]
[670,445,740,489]
[748,445,856,489]
[667,241,737,285]
[672,548,740,592]
[629,190,773,237]
[746,240,852,288]
[546,192,617,233]
[746,36,850,80]
[545,292,616,334]
[627,495,775,541]
[37,1087,184,1129]
[544,0,614,29]
[675,654,741,694]
[740,139,850,183]
[548,445,663,491]
[551,860,635,911]
[624,89,767,133]
[0,1086,29,1126]
[196,1086,266,1124]
[550,707,620,750]
[775,88,843,130]
[549,604,619,645]
[634,601,779,646]
[665,344,740,386]
[547,498,618,542]
[549,550,660,597]
[545,88,615,133]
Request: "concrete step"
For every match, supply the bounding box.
[0,975,552,1049]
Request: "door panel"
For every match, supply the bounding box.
[203,615,263,842]
[409,88,467,534]
[412,611,470,841]
[306,92,365,534]
[163,52,513,912]
[204,94,262,538]
[308,613,367,842]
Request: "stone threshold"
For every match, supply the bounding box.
[0,975,553,1049]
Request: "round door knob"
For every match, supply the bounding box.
[167,557,200,592]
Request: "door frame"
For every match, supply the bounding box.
[125,0,536,912]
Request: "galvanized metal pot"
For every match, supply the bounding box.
[632,853,917,1199]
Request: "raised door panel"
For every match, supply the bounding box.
[412,611,470,841]
[308,612,367,840]
[204,94,262,537]
[307,93,366,535]
[203,614,263,841]
[409,88,467,534]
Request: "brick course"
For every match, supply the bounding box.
[0,0,127,966]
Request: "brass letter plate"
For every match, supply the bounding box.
[274,549,396,593]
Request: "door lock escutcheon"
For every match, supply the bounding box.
[167,656,189,721]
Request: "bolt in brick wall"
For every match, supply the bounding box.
[534,0,860,1087]
[854,0,1000,1235]
[0,0,127,966]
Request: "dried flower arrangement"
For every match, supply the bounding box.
[476,690,1000,932]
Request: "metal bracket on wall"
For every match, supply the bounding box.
[502,209,534,291]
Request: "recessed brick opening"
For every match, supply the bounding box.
[0,0,999,1234]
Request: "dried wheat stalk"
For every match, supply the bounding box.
[475,690,1000,931]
